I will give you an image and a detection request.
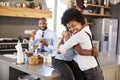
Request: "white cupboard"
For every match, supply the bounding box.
[102,66,119,80]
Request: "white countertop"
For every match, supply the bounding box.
[0,55,62,80]
[0,53,120,80]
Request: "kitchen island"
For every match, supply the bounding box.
[0,55,64,80]
[0,53,120,80]
[98,53,120,80]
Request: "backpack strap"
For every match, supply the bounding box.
[85,31,100,66]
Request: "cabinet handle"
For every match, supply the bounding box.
[115,70,117,80]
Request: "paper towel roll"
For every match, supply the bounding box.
[15,40,24,64]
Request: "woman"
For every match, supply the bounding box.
[52,8,100,80]
[58,8,104,80]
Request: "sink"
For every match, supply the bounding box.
[3,54,17,59]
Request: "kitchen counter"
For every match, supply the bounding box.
[98,53,120,80]
[0,53,120,80]
[0,55,64,80]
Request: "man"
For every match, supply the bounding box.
[33,17,58,55]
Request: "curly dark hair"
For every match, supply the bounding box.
[61,8,85,26]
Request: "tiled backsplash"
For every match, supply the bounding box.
[0,17,39,38]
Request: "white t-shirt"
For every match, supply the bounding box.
[59,26,98,71]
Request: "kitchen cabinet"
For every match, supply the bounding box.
[82,3,111,25]
[102,66,119,80]
[0,6,52,18]
[118,66,120,80]
[0,55,65,80]
[0,61,9,80]
[83,3,111,17]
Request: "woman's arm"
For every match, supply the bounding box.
[58,31,99,57]
[74,44,98,57]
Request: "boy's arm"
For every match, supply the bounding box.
[58,37,64,48]
[57,37,64,54]
[74,44,98,57]
[58,31,71,54]
[59,33,81,53]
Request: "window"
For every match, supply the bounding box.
[56,0,68,37]
[46,0,69,37]
[45,0,54,31]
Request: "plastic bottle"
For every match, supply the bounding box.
[29,37,34,52]
[15,40,24,64]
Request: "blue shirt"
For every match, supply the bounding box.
[33,28,58,55]
[55,48,76,61]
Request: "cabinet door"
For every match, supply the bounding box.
[0,61,9,80]
[102,67,118,80]
[102,68,107,80]
[107,67,118,80]
[118,66,120,80]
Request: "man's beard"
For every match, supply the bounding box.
[40,26,47,31]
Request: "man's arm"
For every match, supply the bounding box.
[30,30,36,40]
[74,44,98,57]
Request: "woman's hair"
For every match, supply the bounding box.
[61,8,85,26]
